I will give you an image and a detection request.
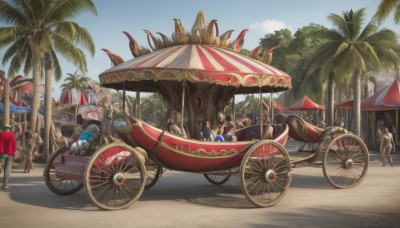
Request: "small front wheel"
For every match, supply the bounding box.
[145,164,162,189]
[240,140,292,207]
[43,147,84,195]
[204,174,230,185]
[323,133,369,189]
[84,142,146,210]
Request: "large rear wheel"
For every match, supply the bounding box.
[323,133,369,189]
[84,142,146,210]
[240,140,292,207]
[43,147,84,195]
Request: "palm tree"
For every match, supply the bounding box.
[0,0,96,164]
[308,9,400,136]
[60,71,91,92]
[373,0,400,24]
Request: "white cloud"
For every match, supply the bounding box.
[249,19,292,34]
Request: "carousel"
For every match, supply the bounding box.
[43,12,369,210]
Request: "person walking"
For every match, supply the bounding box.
[0,124,17,189]
[379,127,395,166]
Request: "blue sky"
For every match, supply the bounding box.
[0,0,398,99]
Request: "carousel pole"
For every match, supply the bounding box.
[136,83,141,119]
[181,79,186,131]
[397,109,399,145]
[232,95,236,128]
[122,82,126,114]
[259,87,263,138]
[270,90,274,123]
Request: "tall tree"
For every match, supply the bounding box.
[373,0,400,24]
[308,9,400,135]
[0,0,97,165]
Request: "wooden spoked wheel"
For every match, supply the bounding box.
[145,164,162,189]
[203,174,231,185]
[84,142,146,210]
[240,140,292,207]
[323,133,369,189]
[44,146,84,195]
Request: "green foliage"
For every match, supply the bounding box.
[60,70,91,92]
[0,0,97,78]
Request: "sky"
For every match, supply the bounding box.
[0,0,398,100]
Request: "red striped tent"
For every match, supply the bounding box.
[58,88,88,106]
[288,96,325,111]
[361,80,400,111]
[275,100,287,110]
[334,99,354,109]
[99,44,291,93]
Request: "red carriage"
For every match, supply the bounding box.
[43,12,369,210]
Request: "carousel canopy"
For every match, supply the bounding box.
[288,95,325,111]
[361,80,400,111]
[99,44,291,93]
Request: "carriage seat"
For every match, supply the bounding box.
[235,124,286,141]
[284,115,326,143]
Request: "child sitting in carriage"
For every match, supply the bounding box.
[70,124,100,156]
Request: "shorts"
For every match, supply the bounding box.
[384,143,392,149]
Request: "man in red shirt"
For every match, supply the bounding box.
[0,124,17,189]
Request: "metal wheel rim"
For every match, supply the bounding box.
[240,140,292,207]
[204,174,231,185]
[323,133,369,189]
[84,143,146,210]
[43,147,84,195]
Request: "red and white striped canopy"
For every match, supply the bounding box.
[99,44,291,93]
[288,95,325,111]
[361,80,400,111]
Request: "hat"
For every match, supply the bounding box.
[3,124,11,129]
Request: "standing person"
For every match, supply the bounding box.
[24,131,43,173]
[0,125,17,189]
[379,127,395,166]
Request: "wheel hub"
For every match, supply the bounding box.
[344,159,354,169]
[265,170,277,183]
[113,173,125,185]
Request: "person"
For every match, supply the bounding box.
[167,110,188,138]
[68,116,87,148]
[24,130,43,173]
[379,127,395,166]
[240,113,252,128]
[214,111,226,136]
[0,125,17,189]
[200,119,214,141]
[70,124,100,155]
[223,122,237,142]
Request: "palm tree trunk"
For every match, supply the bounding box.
[326,71,335,126]
[43,54,53,160]
[25,42,41,173]
[352,68,362,136]
[3,77,10,126]
[29,43,41,133]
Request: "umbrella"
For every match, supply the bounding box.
[274,100,287,110]
[361,80,400,111]
[288,96,325,111]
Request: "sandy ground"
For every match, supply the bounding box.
[1,139,400,228]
